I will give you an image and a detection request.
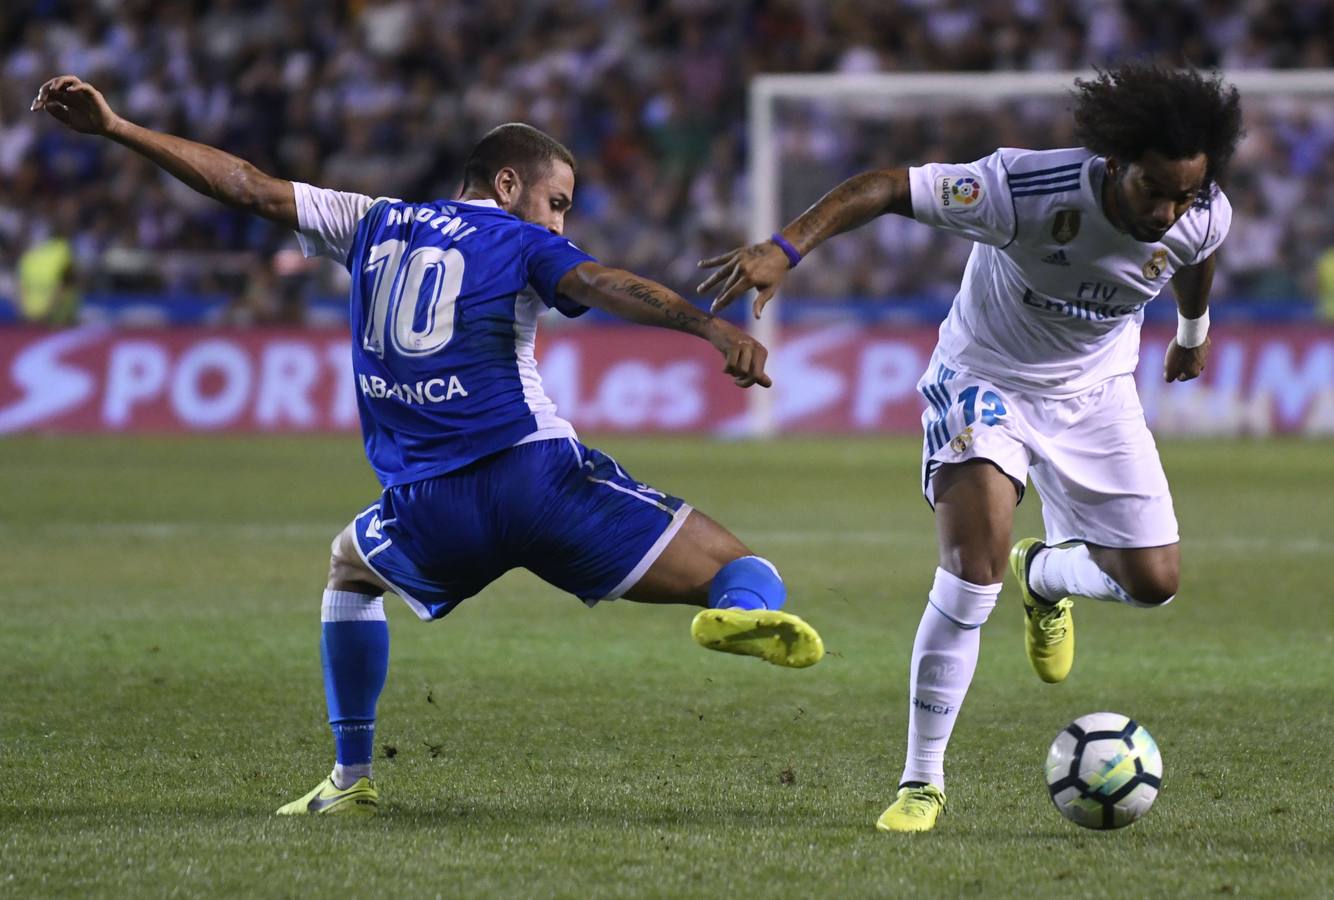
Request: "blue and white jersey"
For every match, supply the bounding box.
[908,147,1232,397]
[293,183,595,487]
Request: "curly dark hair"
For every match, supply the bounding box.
[1072,63,1244,188]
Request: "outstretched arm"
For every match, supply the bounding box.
[1164,253,1216,383]
[557,262,771,388]
[697,168,913,316]
[32,75,297,228]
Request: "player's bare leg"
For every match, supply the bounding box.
[1089,544,1179,606]
[622,509,747,605]
[625,510,824,668]
[933,461,1017,585]
[277,524,390,816]
[880,460,1016,833]
[328,523,392,595]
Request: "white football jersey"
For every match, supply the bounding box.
[908,147,1231,397]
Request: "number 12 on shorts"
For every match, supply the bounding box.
[957,385,1007,426]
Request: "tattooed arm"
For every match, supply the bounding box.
[557,262,771,388]
[697,168,913,316]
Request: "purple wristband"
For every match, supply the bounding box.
[770,232,802,268]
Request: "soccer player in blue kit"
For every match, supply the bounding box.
[34,75,824,817]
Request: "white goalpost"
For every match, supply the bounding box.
[744,68,1334,437]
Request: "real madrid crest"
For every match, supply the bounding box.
[1142,248,1168,280]
[1051,210,1080,244]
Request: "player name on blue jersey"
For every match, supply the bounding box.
[383,204,479,242]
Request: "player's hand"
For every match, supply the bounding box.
[705,319,772,389]
[697,240,792,319]
[31,75,120,136]
[1164,337,1209,382]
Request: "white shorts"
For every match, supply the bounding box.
[917,351,1178,549]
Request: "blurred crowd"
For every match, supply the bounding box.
[2,0,1333,325]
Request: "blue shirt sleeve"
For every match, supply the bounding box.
[523,227,598,318]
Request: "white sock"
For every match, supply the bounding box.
[333,763,372,788]
[900,568,1000,791]
[321,589,385,622]
[1028,544,1142,605]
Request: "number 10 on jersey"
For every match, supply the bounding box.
[362,239,466,357]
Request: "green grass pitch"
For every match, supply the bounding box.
[2,435,1331,897]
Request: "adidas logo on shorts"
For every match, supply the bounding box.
[1042,250,1071,266]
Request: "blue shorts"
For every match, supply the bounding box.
[353,438,691,621]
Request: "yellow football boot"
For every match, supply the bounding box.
[276,774,378,816]
[690,608,824,668]
[876,784,946,833]
[1010,538,1075,684]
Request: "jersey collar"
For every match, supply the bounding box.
[1084,156,1105,214]
[1085,156,1131,237]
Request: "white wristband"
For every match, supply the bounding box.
[1176,309,1209,348]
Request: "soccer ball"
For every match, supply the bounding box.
[1045,712,1162,830]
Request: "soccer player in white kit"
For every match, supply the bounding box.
[699,64,1243,832]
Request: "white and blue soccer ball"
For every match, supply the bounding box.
[1045,712,1163,830]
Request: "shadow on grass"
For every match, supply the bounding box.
[357,791,868,831]
[0,800,816,832]
[3,796,851,833]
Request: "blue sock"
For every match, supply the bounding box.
[707,556,787,611]
[320,590,389,777]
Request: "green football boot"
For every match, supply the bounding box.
[276,774,378,817]
[1010,538,1075,683]
[691,608,824,668]
[876,784,946,833]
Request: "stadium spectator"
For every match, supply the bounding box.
[17,196,81,326]
[1317,248,1334,321]
[1,1,1332,321]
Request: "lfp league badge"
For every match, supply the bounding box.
[937,175,984,210]
[949,176,982,206]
